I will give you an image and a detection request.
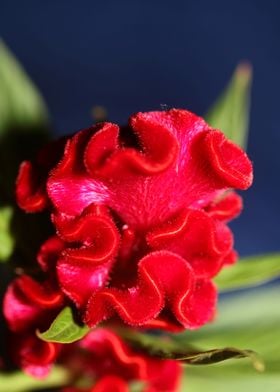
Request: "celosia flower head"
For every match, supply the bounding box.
[16,109,253,331]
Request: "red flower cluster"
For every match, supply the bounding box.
[3,109,252,386]
[15,109,252,331]
[62,329,181,392]
[3,239,181,390]
[3,236,65,377]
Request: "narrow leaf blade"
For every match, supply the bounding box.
[177,287,280,391]
[205,62,252,148]
[0,40,49,134]
[0,41,50,201]
[0,366,69,392]
[120,330,263,370]
[215,254,280,292]
[0,206,14,262]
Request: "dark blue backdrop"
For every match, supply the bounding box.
[1,0,279,256]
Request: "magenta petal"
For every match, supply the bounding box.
[57,254,113,308]
[3,278,43,333]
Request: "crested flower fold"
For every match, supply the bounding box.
[3,238,65,377]
[15,109,253,331]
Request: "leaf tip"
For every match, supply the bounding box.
[236,61,253,86]
[253,358,265,373]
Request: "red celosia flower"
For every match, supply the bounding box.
[16,109,253,331]
[61,328,182,392]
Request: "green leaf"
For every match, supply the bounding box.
[0,206,14,262]
[0,40,50,202]
[215,254,280,292]
[0,366,70,392]
[0,40,49,134]
[205,62,252,148]
[120,330,263,370]
[176,286,280,391]
[37,306,89,344]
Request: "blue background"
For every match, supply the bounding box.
[0,0,279,256]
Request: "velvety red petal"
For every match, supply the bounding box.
[3,275,64,332]
[57,255,114,308]
[11,333,60,378]
[91,376,129,392]
[16,275,64,308]
[37,235,65,273]
[16,138,66,213]
[48,128,110,216]
[147,209,233,278]
[145,357,182,392]
[179,279,217,328]
[16,161,48,212]
[222,249,238,266]
[205,191,243,222]
[84,118,178,178]
[85,251,214,329]
[56,205,120,307]
[4,278,43,332]
[80,329,148,380]
[202,130,253,189]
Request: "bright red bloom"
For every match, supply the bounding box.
[61,329,182,392]
[3,238,65,377]
[9,333,60,379]
[16,109,253,330]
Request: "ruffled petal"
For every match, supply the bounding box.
[16,138,66,212]
[4,277,43,333]
[16,161,49,212]
[202,130,253,189]
[80,329,148,379]
[147,208,233,278]
[56,204,120,307]
[11,333,60,378]
[205,191,243,222]
[84,118,178,178]
[37,235,65,273]
[85,251,215,329]
[48,128,110,216]
[91,376,129,392]
[3,275,63,332]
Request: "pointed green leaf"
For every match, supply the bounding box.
[0,206,14,262]
[175,286,280,359]
[0,41,50,201]
[215,254,280,292]
[0,40,49,134]
[176,287,280,391]
[172,348,263,370]
[205,62,252,148]
[0,366,70,392]
[37,306,89,344]
[120,330,263,370]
